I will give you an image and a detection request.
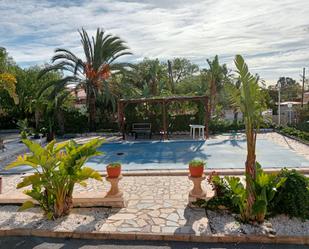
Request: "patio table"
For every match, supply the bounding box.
[189,124,205,140]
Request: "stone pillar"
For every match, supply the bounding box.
[103,175,127,207]
[188,175,207,206]
[106,175,123,197]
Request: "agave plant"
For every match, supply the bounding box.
[6,138,104,219]
[39,28,132,131]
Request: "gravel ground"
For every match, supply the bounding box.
[0,205,308,237]
[0,206,111,232]
[269,215,309,236]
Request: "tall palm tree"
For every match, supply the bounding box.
[206,55,229,118]
[207,56,220,116]
[230,55,266,220]
[40,28,132,131]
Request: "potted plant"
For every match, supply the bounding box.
[106,162,121,178]
[189,159,205,177]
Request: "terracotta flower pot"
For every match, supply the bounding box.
[106,164,121,178]
[189,164,204,177]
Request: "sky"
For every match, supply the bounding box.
[0,0,309,85]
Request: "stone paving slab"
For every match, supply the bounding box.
[0,175,308,239]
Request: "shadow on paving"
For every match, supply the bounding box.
[0,236,307,249]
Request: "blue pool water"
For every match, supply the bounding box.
[85,137,309,171]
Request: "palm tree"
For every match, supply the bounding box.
[206,56,229,118]
[230,55,266,220]
[40,28,132,131]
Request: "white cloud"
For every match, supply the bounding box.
[0,0,309,84]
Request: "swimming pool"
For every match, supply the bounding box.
[85,138,309,171]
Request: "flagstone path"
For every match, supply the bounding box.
[1,175,308,236]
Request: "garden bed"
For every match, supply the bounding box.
[0,205,308,245]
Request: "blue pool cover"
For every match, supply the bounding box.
[85,138,309,171]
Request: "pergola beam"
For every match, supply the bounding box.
[118,95,207,104]
[118,95,209,140]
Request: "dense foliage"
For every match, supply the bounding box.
[197,167,309,222]
[270,169,309,219]
[6,138,104,219]
[278,126,309,142]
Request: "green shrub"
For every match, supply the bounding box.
[107,162,121,168]
[250,164,286,223]
[6,138,104,219]
[17,118,31,139]
[270,169,309,220]
[197,165,287,223]
[295,121,309,133]
[189,159,205,167]
[62,108,88,133]
[279,126,309,142]
[207,171,230,197]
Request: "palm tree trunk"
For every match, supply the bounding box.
[233,111,238,123]
[35,109,41,130]
[56,110,65,135]
[88,90,96,131]
[209,78,217,116]
[245,126,256,220]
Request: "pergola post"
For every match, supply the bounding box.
[117,101,125,140]
[204,96,209,139]
[162,100,168,140]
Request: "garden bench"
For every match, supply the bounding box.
[132,123,152,139]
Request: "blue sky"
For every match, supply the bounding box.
[1,0,309,85]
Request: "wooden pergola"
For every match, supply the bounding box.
[117,95,209,140]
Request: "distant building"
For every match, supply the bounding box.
[70,88,87,108]
[272,101,302,125]
[303,91,309,104]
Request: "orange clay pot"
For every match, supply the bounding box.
[189,165,204,177]
[106,165,121,178]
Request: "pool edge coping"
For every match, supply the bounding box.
[3,167,309,176]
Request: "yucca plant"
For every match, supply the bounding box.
[6,138,104,219]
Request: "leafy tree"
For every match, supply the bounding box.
[276,77,302,101]
[131,58,169,97]
[0,48,19,149]
[40,28,132,131]
[0,48,19,104]
[170,58,199,84]
[15,66,62,127]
